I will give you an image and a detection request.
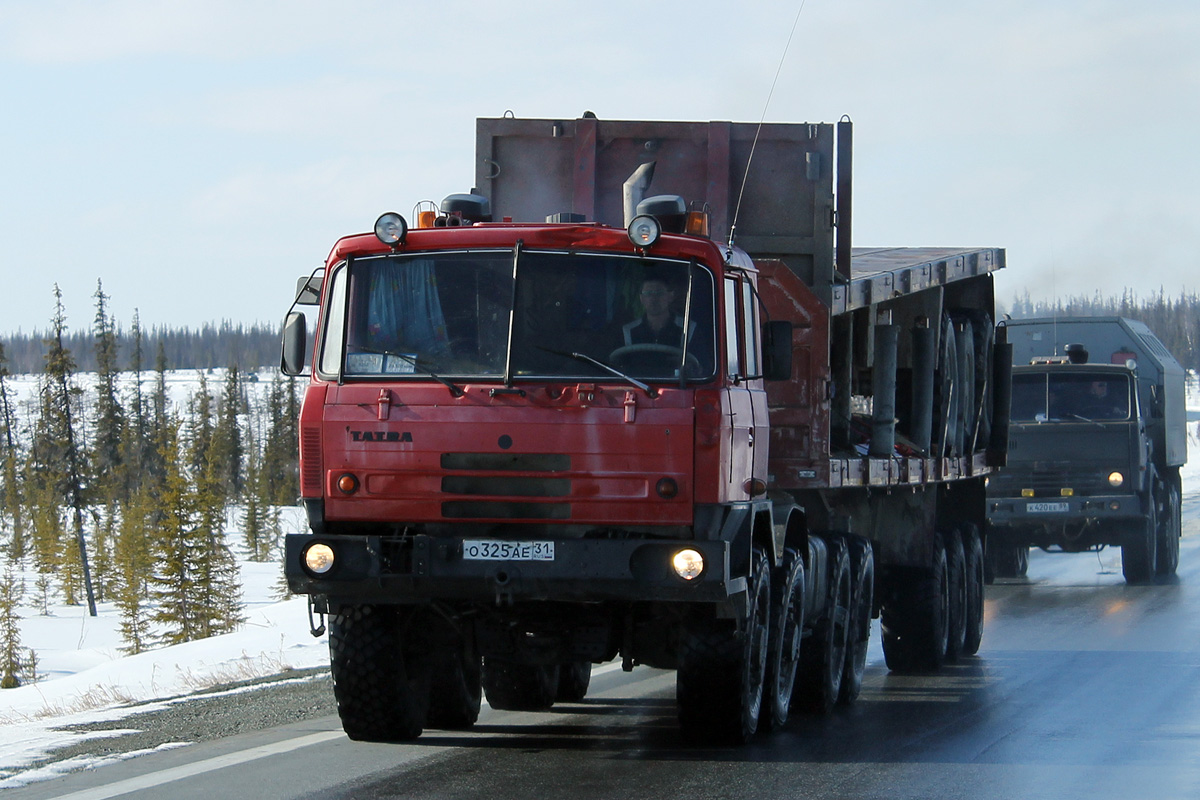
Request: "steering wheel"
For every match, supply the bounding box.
[608,344,702,375]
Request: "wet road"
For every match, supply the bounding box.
[13,530,1200,800]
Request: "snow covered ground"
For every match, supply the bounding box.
[1,372,1199,789]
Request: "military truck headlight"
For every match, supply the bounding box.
[303,543,335,575]
[672,548,705,580]
[1108,471,1124,488]
[374,212,408,246]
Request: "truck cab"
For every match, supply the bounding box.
[985,318,1185,583]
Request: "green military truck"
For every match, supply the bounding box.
[985,317,1186,583]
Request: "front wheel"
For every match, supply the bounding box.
[427,633,482,730]
[677,546,771,744]
[1123,489,1158,584]
[328,605,430,742]
[556,661,592,703]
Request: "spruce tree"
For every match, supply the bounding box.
[149,416,202,645]
[36,286,96,615]
[211,365,245,503]
[115,481,154,654]
[91,281,126,504]
[0,339,24,559]
[0,563,25,688]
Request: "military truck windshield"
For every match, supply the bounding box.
[1010,372,1132,422]
[318,249,717,382]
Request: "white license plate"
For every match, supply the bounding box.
[1027,502,1069,513]
[463,540,555,561]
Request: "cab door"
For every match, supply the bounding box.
[722,275,763,502]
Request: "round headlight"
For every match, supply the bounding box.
[1108,471,1124,488]
[374,212,408,246]
[304,543,335,575]
[627,214,661,248]
[672,548,705,581]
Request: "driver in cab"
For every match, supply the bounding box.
[621,279,689,348]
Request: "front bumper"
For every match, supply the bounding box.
[987,493,1144,526]
[284,533,743,605]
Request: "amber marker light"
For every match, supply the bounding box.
[336,473,360,495]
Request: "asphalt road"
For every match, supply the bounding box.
[11,530,1200,800]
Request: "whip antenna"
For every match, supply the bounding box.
[728,0,808,255]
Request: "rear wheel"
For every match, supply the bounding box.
[427,632,482,730]
[328,604,430,742]
[987,542,1029,580]
[677,546,771,744]
[795,539,851,715]
[882,542,949,673]
[481,660,559,711]
[961,524,985,656]
[763,547,805,731]
[1155,472,1181,577]
[556,661,592,703]
[944,530,967,663]
[839,536,874,705]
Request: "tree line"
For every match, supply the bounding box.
[0,282,299,687]
[0,320,283,375]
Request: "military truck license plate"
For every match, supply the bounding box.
[463,540,555,561]
[1026,502,1069,513]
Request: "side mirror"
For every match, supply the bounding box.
[280,311,308,376]
[295,275,322,305]
[761,320,793,381]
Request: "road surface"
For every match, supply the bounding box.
[10,531,1200,800]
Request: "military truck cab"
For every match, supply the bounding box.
[986,317,1185,583]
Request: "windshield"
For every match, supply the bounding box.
[1010,372,1133,422]
[318,249,717,382]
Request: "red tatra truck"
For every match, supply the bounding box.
[281,115,1010,744]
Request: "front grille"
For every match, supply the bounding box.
[442,476,570,497]
[441,453,570,472]
[993,469,1109,496]
[442,501,572,520]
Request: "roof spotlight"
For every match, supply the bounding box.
[627,214,661,249]
[374,212,408,246]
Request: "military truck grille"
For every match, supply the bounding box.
[440,453,572,519]
[995,469,1109,496]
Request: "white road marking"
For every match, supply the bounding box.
[49,730,345,800]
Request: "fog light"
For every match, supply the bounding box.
[656,477,679,499]
[1109,501,1121,511]
[1108,471,1124,487]
[672,549,704,580]
[304,543,335,574]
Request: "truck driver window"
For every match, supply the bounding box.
[1011,372,1131,422]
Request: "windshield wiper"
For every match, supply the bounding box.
[536,347,658,398]
[353,347,464,397]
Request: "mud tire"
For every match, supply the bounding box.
[763,547,805,731]
[556,661,592,703]
[881,542,949,673]
[1123,487,1158,584]
[677,547,771,744]
[944,529,967,663]
[961,524,986,656]
[427,635,482,730]
[481,660,559,711]
[795,539,851,715]
[1155,471,1181,577]
[328,604,429,742]
[839,536,874,705]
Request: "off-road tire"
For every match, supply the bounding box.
[1155,471,1181,577]
[1123,488,1158,584]
[556,661,592,703]
[481,660,560,711]
[987,543,1029,580]
[961,523,986,656]
[427,636,482,730]
[763,547,805,731]
[677,547,771,744]
[944,529,967,663]
[839,536,874,705]
[328,604,429,742]
[795,539,851,715]
[881,542,949,673]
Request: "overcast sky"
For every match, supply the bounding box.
[1,0,1197,336]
